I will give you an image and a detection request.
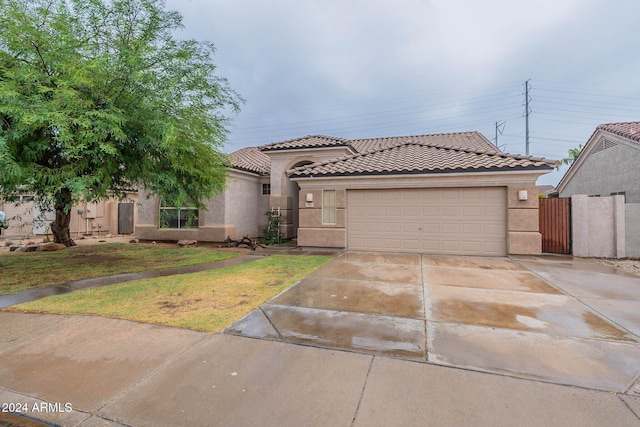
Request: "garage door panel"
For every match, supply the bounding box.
[384,222,402,233]
[484,206,504,217]
[423,223,440,234]
[402,239,421,250]
[384,239,402,250]
[440,206,460,217]
[442,240,460,251]
[484,223,505,235]
[421,240,439,251]
[348,187,506,256]
[462,223,482,234]
[441,190,460,200]
[462,206,482,217]
[462,189,482,200]
[462,241,482,252]
[482,188,504,201]
[441,223,460,233]
[402,191,421,201]
[402,206,421,217]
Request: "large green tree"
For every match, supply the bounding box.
[0,0,241,246]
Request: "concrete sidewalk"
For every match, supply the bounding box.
[1,312,639,426]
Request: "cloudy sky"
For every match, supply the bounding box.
[165,0,640,185]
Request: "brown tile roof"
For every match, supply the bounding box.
[287,141,558,178]
[260,135,352,152]
[349,131,499,153]
[229,147,270,175]
[597,121,640,142]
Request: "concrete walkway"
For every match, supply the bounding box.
[1,253,640,426]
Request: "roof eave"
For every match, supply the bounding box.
[289,164,555,179]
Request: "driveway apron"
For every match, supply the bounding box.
[226,252,426,361]
[226,252,640,392]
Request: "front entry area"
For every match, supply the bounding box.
[347,187,507,256]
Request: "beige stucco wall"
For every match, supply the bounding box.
[264,147,354,239]
[224,172,263,239]
[559,136,640,203]
[626,203,640,258]
[571,194,626,258]
[293,171,548,255]
[136,170,262,242]
[506,185,541,255]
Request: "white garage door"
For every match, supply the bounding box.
[347,188,506,256]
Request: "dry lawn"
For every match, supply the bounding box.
[0,243,238,295]
[9,255,332,332]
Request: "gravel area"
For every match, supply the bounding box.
[596,258,640,277]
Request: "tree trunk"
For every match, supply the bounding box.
[51,188,76,247]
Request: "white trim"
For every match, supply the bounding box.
[292,170,548,190]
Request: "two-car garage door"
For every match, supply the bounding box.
[347,187,506,256]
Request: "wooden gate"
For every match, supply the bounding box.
[118,203,135,234]
[539,198,571,254]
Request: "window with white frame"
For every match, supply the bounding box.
[323,190,337,224]
[159,198,199,229]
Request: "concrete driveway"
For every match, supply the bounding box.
[226,252,640,393]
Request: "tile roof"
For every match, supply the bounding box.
[349,131,499,153]
[229,147,270,176]
[287,141,557,178]
[597,121,640,142]
[260,135,352,152]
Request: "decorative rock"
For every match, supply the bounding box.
[9,244,20,252]
[177,239,197,248]
[5,240,14,247]
[129,238,140,244]
[36,242,67,252]
[22,245,39,252]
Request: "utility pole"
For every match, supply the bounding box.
[524,79,531,155]
[493,120,505,148]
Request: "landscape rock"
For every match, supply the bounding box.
[129,238,140,244]
[19,245,39,253]
[9,244,20,252]
[36,242,67,252]
[177,239,197,248]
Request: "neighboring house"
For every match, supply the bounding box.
[137,131,557,256]
[0,193,138,239]
[557,121,640,257]
[536,185,556,198]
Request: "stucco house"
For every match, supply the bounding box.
[136,131,557,256]
[0,192,138,239]
[557,121,640,257]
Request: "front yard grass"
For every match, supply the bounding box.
[8,255,332,332]
[0,243,238,295]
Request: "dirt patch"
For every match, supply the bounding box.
[0,234,257,255]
